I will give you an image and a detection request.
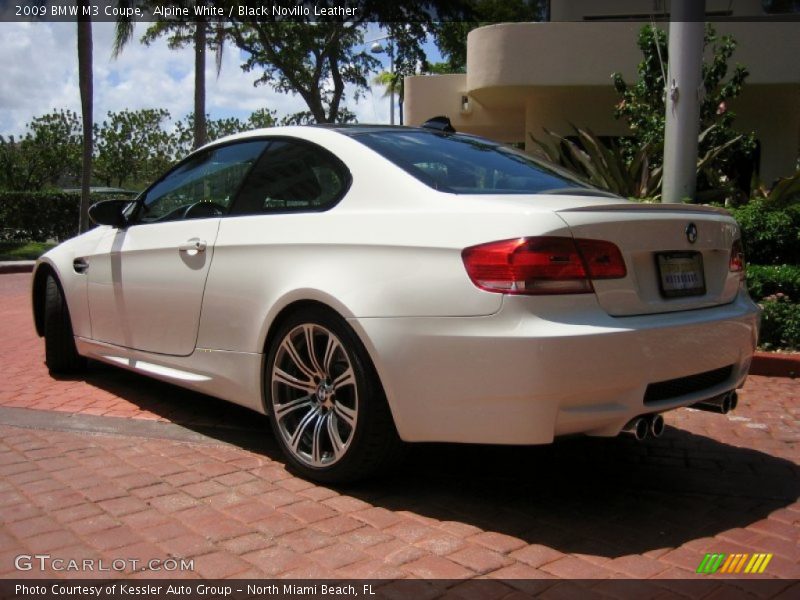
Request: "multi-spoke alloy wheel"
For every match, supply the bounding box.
[265,308,404,483]
[271,324,357,468]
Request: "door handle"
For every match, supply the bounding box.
[178,239,207,253]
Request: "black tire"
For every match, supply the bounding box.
[264,307,403,483]
[44,275,86,374]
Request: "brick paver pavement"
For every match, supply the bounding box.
[1,272,798,581]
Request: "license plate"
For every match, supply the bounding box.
[656,252,706,298]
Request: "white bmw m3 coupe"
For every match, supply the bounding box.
[32,123,760,482]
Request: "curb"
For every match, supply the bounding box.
[0,261,35,274]
[750,351,799,378]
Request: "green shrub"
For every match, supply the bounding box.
[758,295,800,351]
[727,199,800,265]
[0,191,80,242]
[746,265,800,301]
[0,241,57,261]
[751,169,800,209]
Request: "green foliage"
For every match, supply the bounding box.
[93,109,175,189]
[248,108,278,129]
[225,4,448,123]
[0,190,140,242]
[746,265,800,301]
[751,170,800,209]
[426,62,460,74]
[758,295,800,351]
[138,4,226,65]
[0,241,56,261]
[228,21,379,124]
[278,110,356,126]
[531,125,742,200]
[1,107,284,193]
[114,1,230,149]
[373,70,401,100]
[0,191,80,242]
[0,110,82,191]
[530,127,661,198]
[727,200,800,265]
[172,109,277,156]
[431,1,547,73]
[612,24,756,199]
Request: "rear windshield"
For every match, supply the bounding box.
[352,130,593,195]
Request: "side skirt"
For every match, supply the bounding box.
[75,337,265,414]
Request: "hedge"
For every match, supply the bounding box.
[758,295,800,351]
[726,200,800,265]
[0,191,134,242]
[0,191,80,242]
[746,264,800,302]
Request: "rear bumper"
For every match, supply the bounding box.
[350,290,760,444]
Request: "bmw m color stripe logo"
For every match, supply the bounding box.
[696,553,773,574]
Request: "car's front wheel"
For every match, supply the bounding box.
[265,308,402,483]
[43,275,86,374]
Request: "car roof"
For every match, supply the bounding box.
[193,124,501,161]
[310,124,417,135]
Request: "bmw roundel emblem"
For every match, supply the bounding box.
[686,222,698,244]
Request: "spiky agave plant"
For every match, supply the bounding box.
[530,125,741,202]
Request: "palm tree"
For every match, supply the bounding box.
[113,1,225,150]
[192,17,207,147]
[372,70,404,125]
[77,3,92,233]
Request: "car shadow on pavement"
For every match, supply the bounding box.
[78,361,798,559]
[74,361,273,435]
[346,432,799,558]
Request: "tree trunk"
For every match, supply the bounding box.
[193,19,207,150]
[77,8,93,234]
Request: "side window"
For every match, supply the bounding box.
[230,140,350,215]
[138,141,268,223]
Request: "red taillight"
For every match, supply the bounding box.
[575,238,627,279]
[461,236,626,295]
[729,238,745,278]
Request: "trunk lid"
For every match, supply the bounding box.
[556,202,742,316]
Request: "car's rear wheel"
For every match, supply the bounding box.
[43,275,86,374]
[265,308,402,483]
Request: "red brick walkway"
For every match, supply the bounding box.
[1,272,798,581]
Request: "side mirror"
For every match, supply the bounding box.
[88,199,131,228]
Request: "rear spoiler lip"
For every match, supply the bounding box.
[557,203,732,217]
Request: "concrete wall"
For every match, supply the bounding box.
[523,86,631,150]
[730,84,800,183]
[403,74,526,143]
[466,22,800,96]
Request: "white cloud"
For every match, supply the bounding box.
[0,20,396,138]
[0,22,82,135]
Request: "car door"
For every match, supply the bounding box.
[86,140,268,356]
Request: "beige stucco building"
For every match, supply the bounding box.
[404,0,799,183]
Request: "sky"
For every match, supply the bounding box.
[0,21,442,138]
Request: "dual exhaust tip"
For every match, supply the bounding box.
[623,413,665,441]
[622,391,739,442]
[692,391,738,414]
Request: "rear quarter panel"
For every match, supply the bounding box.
[195,136,573,353]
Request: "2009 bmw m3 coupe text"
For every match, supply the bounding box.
[32,125,760,482]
